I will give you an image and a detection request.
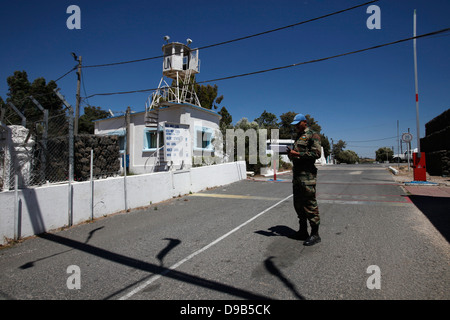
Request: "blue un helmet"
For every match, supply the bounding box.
[290,113,307,125]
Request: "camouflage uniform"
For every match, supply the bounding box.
[291,127,321,227]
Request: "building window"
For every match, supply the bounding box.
[106,129,125,154]
[195,127,214,151]
[118,136,125,153]
[144,128,163,151]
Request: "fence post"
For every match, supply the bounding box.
[7,102,26,127]
[29,96,48,184]
[68,104,74,226]
[14,174,19,240]
[54,89,74,227]
[90,149,94,220]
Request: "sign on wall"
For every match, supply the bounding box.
[164,123,191,166]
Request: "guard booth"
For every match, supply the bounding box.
[162,42,200,79]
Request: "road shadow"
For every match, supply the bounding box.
[264,256,305,300]
[19,226,105,269]
[156,238,181,266]
[254,225,297,239]
[408,195,450,242]
[36,232,270,300]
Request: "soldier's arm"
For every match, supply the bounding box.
[297,133,321,160]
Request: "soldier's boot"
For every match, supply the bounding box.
[303,224,321,246]
[291,220,309,241]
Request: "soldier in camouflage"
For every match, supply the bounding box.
[287,113,322,246]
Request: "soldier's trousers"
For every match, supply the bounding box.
[293,178,320,227]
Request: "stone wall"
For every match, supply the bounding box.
[421,109,450,176]
[74,134,121,181]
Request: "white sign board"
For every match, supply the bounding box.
[164,123,191,165]
[402,132,413,143]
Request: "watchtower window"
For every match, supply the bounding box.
[183,55,188,70]
[164,46,172,56]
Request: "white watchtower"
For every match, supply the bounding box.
[145,37,201,120]
[144,37,203,171]
[162,39,200,80]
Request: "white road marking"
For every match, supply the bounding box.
[118,194,293,300]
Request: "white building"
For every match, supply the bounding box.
[94,39,221,174]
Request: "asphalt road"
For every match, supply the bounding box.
[0,164,448,302]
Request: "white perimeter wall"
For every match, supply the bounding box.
[0,161,246,245]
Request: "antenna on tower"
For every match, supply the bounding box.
[164,35,170,44]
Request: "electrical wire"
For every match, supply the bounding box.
[346,136,397,143]
[54,66,77,82]
[85,27,450,99]
[197,27,450,85]
[82,0,379,69]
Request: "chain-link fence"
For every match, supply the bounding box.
[1,111,121,191]
[1,111,71,190]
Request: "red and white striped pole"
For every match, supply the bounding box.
[413,9,421,157]
[413,9,427,181]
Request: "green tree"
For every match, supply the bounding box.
[234,118,259,131]
[333,140,347,157]
[231,118,263,173]
[337,150,359,164]
[305,114,321,133]
[218,106,232,131]
[0,96,6,118]
[320,134,331,159]
[254,110,278,128]
[332,140,359,163]
[2,71,64,129]
[375,147,393,162]
[195,83,223,110]
[254,110,278,139]
[279,111,296,139]
[78,106,110,134]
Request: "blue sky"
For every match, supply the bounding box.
[1,0,449,158]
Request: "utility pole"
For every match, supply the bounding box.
[72,53,82,135]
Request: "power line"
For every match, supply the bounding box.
[82,0,379,69]
[197,28,450,84]
[85,27,450,99]
[348,136,397,143]
[346,136,397,143]
[54,66,77,82]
